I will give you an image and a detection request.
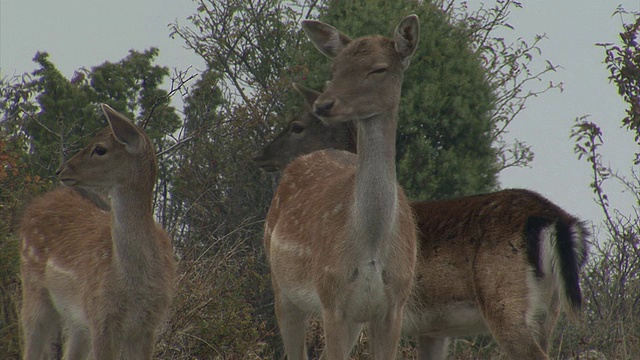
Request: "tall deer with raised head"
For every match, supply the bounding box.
[256,87,589,359]
[19,104,176,359]
[264,15,419,359]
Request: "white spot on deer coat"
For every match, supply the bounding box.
[333,203,343,213]
[25,245,39,262]
[271,229,311,258]
[46,259,77,280]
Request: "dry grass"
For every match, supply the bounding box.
[2,226,639,359]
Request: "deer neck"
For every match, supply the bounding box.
[352,110,399,251]
[108,184,158,281]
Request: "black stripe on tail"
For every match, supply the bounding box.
[524,216,588,311]
[555,219,586,310]
[524,216,547,278]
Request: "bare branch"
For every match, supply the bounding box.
[19,106,60,139]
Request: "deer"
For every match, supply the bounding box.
[263,15,420,359]
[19,104,176,359]
[255,83,589,359]
[253,84,356,173]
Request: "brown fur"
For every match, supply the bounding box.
[19,104,176,359]
[406,190,587,359]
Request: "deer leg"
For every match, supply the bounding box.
[21,286,60,360]
[322,309,362,360]
[275,295,309,360]
[121,329,156,360]
[473,246,552,360]
[90,322,116,360]
[368,305,403,360]
[490,327,550,360]
[62,323,90,360]
[416,336,450,360]
[478,295,550,360]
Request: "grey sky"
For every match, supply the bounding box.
[494,0,638,229]
[1,0,638,227]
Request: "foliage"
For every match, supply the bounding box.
[156,235,272,359]
[169,0,311,125]
[1,49,181,180]
[598,7,640,164]
[169,1,308,249]
[0,134,51,358]
[167,68,274,251]
[451,0,560,171]
[568,7,640,359]
[172,0,558,201]
[307,0,499,199]
[162,67,283,354]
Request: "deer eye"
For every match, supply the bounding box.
[290,121,305,134]
[92,146,107,156]
[368,67,387,76]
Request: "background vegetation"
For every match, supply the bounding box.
[1,0,637,358]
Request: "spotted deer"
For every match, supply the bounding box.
[263,16,420,359]
[19,104,176,359]
[255,84,589,359]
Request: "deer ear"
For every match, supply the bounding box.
[394,14,420,68]
[292,83,320,108]
[101,104,143,150]
[301,20,351,58]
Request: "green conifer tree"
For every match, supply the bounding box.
[302,0,498,200]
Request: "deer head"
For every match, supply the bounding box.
[57,104,157,194]
[253,83,356,172]
[302,15,419,123]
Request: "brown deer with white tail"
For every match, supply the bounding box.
[255,85,589,359]
[264,15,420,359]
[19,104,176,359]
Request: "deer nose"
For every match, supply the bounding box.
[314,100,334,117]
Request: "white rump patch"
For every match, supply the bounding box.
[539,226,557,277]
[525,225,558,327]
